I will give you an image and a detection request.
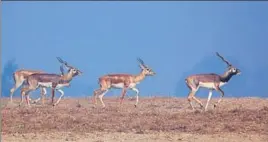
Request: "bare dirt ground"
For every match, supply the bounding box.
[1,97,268,142]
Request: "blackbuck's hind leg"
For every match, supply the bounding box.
[205,90,213,111]
[126,94,134,100]
[186,80,203,110]
[187,91,197,110]
[187,89,204,110]
[119,87,128,105]
[53,89,64,106]
[31,87,47,104]
[192,96,204,109]
[10,80,23,103]
[20,85,28,106]
[20,86,36,106]
[94,80,111,108]
[214,88,224,108]
[131,87,140,107]
[99,90,108,108]
[93,89,106,107]
[20,89,26,106]
[93,89,100,106]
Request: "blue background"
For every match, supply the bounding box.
[2,2,268,98]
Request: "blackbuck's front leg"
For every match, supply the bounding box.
[41,87,47,105]
[131,87,140,107]
[51,83,59,106]
[53,89,64,106]
[214,87,224,108]
[51,88,55,105]
[205,90,213,111]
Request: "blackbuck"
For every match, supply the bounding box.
[20,57,82,106]
[93,58,156,108]
[10,69,47,104]
[185,52,241,111]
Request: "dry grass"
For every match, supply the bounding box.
[1,97,268,141]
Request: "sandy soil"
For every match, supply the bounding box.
[1,97,268,142]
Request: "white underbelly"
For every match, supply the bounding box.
[38,82,69,89]
[55,84,69,89]
[111,83,137,89]
[38,82,52,88]
[199,82,226,89]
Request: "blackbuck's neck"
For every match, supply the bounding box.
[61,72,73,83]
[220,70,234,83]
[134,71,146,83]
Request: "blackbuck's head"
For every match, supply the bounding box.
[216,52,241,76]
[57,57,82,77]
[137,58,156,76]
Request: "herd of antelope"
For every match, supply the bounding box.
[8,52,241,111]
